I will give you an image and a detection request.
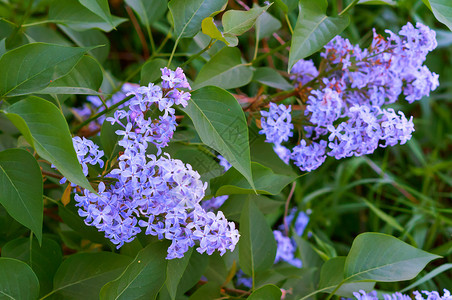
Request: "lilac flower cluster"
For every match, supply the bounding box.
[290,59,319,86]
[60,137,104,185]
[352,289,451,300]
[73,68,240,259]
[260,22,438,172]
[259,103,293,164]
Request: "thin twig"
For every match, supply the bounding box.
[41,169,63,179]
[284,182,297,236]
[125,5,149,59]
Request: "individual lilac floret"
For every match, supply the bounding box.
[260,103,294,145]
[273,230,302,268]
[290,59,319,86]
[60,137,104,184]
[291,140,327,172]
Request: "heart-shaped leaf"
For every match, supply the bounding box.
[0,148,43,243]
[239,198,277,277]
[288,0,349,70]
[51,252,132,299]
[193,47,253,89]
[0,258,40,299]
[0,43,89,96]
[182,86,254,189]
[3,97,95,192]
[100,242,168,300]
[344,232,440,282]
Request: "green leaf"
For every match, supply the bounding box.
[2,237,63,296]
[193,47,253,89]
[0,205,28,247]
[201,17,231,46]
[165,248,193,300]
[0,38,6,58]
[140,58,168,86]
[125,0,167,28]
[38,56,103,95]
[0,258,40,300]
[211,162,297,196]
[250,135,296,176]
[256,12,282,40]
[221,194,284,222]
[0,148,43,243]
[182,86,254,189]
[203,253,228,285]
[188,282,221,300]
[318,257,375,297]
[3,97,95,192]
[429,0,452,31]
[344,233,440,282]
[248,284,282,299]
[169,0,227,39]
[24,25,72,46]
[58,25,110,63]
[222,4,270,36]
[239,198,277,276]
[253,67,293,90]
[78,0,115,28]
[0,42,90,96]
[100,242,168,300]
[51,252,132,299]
[400,263,452,292]
[288,0,350,70]
[292,235,324,269]
[176,251,209,295]
[361,198,405,233]
[48,0,127,32]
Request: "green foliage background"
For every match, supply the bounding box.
[0,0,451,299]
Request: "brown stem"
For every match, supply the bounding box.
[283,182,297,236]
[41,169,63,179]
[125,5,149,59]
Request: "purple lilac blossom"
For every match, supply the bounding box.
[73,68,240,259]
[352,289,451,300]
[260,102,294,145]
[60,137,104,184]
[236,270,252,289]
[217,155,232,171]
[290,59,319,86]
[288,22,437,172]
[291,139,327,172]
[273,143,291,164]
[273,230,302,268]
